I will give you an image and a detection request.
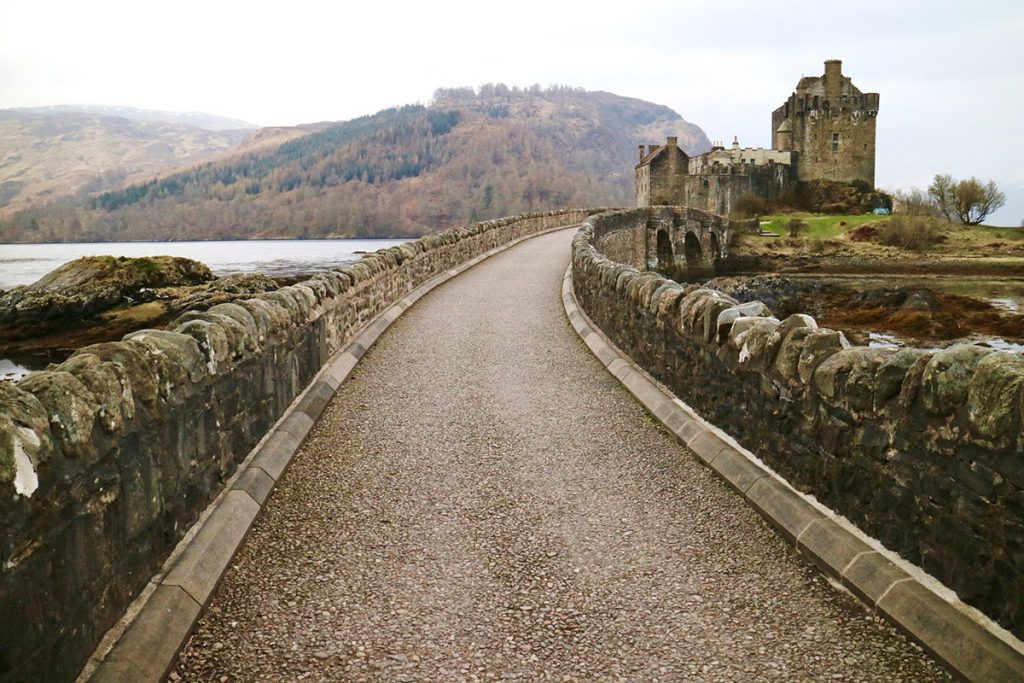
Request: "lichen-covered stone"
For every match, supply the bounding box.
[967,352,1024,441]
[649,282,685,319]
[637,275,669,308]
[776,313,817,338]
[700,294,740,344]
[73,341,159,408]
[729,316,779,352]
[797,329,849,386]
[844,347,898,412]
[237,298,288,339]
[57,353,134,432]
[736,318,783,367]
[676,288,717,332]
[812,347,867,399]
[173,319,231,374]
[18,370,98,459]
[615,269,640,294]
[174,311,253,359]
[898,351,935,412]
[124,329,207,396]
[716,301,772,343]
[875,348,927,409]
[206,303,259,342]
[0,383,53,493]
[922,344,994,417]
[773,326,815,382]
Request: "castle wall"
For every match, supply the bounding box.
[788,102,877,185]
[681,163,792,215]
[0,209,591,682]
[635,164,652,207]
[572,209,1024,641]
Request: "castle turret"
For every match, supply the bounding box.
[774,119,792,151]
[824,59,842,99]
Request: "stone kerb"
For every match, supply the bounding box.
[0,208,591,683]
[570,210,1024,646]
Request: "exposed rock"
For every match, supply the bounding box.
[0,265,277,357]
[0,256,212,329]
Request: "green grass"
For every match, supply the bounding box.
[758,213,888,239]
[974,225,1024,241]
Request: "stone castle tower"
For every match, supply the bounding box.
[636,59,879,213]
[771,59,879,186]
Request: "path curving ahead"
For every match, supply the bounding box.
[171,229,947,681]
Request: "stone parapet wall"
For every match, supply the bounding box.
[571,208,1024,639]
[0,209,590,682]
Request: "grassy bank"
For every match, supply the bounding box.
[737,210,1024,270]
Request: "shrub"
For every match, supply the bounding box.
[733,195,769,218]
[787,219,808,237]
[876,215,944,250]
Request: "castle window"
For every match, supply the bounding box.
[832,132,840,152]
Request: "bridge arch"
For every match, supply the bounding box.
[683,231,703,268]
[709,232,722,261]
[656,229,674,269]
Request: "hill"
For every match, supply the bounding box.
[0,110,255,217]
[6,105,258,131]
[0,86,709,241]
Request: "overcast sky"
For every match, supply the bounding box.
[1,0,1022,223]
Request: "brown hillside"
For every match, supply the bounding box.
[0,86,710,241]
[0,110,252,217]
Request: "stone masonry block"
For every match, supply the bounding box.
[876,579,1024,682]
[709,446,768,493]
[745,477,823,544]
[250,429,301,480]
[92,585,201,683]
[796,518,873,580]
[162,490,260,605]
[686,430,730,465]
[841,551,910,606]
[279,411,315,442]
[231,466,276,505]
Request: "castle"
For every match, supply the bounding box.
[636,60,880,214]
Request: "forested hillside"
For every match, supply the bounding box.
[0,86,709,241]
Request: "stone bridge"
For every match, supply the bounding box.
[588,205,732,275]
[0,209,1022,682]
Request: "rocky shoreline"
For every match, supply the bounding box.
[0,256,279,366]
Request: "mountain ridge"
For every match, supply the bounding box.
[6,105,259,131]
[0,86,710,241]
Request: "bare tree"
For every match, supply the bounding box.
[927,174,1006,225]
[927,174,955,221]
[892,187,939,216]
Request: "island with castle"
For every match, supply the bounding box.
[636,59,883,215]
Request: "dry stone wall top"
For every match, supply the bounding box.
[571,208,1024,640]
[0,209,590,682]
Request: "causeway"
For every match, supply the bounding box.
[170,228,947,681]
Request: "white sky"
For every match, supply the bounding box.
[1,0,1022,223]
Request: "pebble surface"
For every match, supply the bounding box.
[171,229,949,681]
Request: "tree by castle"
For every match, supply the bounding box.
[635,60,882,215]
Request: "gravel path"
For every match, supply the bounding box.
[171,229,948,681]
